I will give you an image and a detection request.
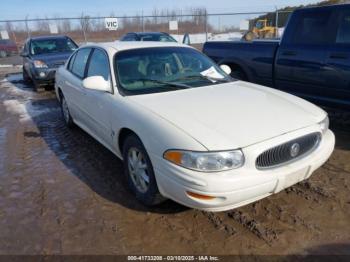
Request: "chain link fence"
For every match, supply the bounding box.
[0,10,293,54]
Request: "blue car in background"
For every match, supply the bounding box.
[119,32,177,42]
[21,35,78,91]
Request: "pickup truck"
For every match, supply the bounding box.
[203,4,350,109]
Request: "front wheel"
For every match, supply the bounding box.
[123,135,165,206]
[60,95,74,128]
[22,68,31,83]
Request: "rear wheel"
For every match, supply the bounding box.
[60,95,74,128]
[22,68,31,83]
[123,135,165,206]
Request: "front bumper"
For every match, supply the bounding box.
[31,68,57,83]
[152,127,335,212]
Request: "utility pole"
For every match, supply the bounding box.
[275,6,279,38]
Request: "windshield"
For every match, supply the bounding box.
[30,38,78,55]
[256,21,264,29]
[140,34,177,42]
[115,47,233,95]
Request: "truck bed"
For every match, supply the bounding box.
[203,40,279,87]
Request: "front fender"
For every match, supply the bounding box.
[111,97,208,159]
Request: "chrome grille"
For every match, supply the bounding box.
[256,132,321,170]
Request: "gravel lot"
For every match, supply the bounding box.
[0,67,349,255]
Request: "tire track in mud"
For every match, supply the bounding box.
[201,211,237,236]
[285,180,334,202]
[201,178,334,245]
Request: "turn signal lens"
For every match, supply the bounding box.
[186,191,216,200]
[163,151,183,165]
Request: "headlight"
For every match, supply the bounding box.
[319,116,329,135]
[163,150,244,172]
[33,60,48,68]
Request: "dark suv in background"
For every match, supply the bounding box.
[21,35,78,91]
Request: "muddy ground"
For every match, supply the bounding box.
[0,67,349,256]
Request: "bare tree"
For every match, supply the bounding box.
[60,18,72,33]
[35,16,50,32]
[5,21,14,32]
[80,13,91,42]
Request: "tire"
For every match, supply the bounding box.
[22,68,31,83]
[229,67,247,81]
[122,135,165,206]
[60,95,74,128]
[0,51,7,58]
[32,79,44,92]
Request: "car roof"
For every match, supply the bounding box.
[29,35,69,41]
[81,41,193,53]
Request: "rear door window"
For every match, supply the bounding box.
[336,9,350,44]
[292,9,332,45]
[70,48,91,78]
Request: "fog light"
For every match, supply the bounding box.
[39,72,46,77]
[186,191,216,200]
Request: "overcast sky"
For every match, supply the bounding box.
[0,0,322,20]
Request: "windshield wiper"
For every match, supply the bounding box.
[175,74,231,83]
[129,78,191,89]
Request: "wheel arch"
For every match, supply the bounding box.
[57,87,63,102]
[219,60,249,81]
[118,127,140,155]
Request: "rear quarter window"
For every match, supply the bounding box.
[336,9,350,44]
[291,9,333,45]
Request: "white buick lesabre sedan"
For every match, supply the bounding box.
[55,42,335,212]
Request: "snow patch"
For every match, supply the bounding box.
[3,99,58,122]
[171,32,243,44]
[0,65,22,68]
[1,74,33,97]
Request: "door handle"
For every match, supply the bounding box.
[281,50,297,56]
[329,53,348,59]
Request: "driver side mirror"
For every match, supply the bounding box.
[182,33,191,45]
[82,76,111,92]
[220,64,232,75]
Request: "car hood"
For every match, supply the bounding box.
[128,81,326,150]
[32,52,72,67]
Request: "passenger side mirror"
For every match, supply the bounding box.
[182,33,191,45]
[220,64,232,75]
[82,76,111,92]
